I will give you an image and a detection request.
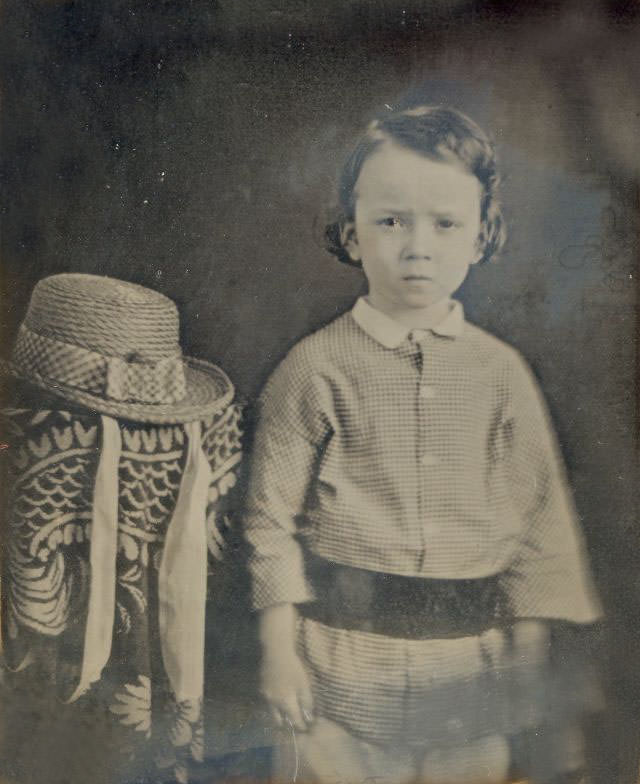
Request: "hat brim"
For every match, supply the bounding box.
[0,356,234,424]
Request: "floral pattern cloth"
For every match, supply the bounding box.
[0,402,242,784]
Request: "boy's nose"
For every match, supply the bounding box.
[405,222,435,260]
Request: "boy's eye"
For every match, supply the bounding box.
[437,218,457,230]
[377,216,407,229]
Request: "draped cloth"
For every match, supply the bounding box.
[0,402,242,784]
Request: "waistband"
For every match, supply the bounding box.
[298,555,507,639]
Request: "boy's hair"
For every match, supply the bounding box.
[325,105,506,267]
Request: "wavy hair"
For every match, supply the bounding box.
[325,106,506,267]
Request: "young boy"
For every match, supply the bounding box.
[243,106,601,784]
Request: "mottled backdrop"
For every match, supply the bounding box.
[1,1,639,782]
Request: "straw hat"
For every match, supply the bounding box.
[2,273,233,423]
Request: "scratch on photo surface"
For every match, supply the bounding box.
[285,717,300,782]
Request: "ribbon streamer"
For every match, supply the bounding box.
[66,414,121,702]
[158,420,212,701]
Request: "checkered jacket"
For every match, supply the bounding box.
[243,297,601,624]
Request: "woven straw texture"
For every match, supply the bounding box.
[13,325,188,404]
[4,274,233,423]
[26,273,180,361]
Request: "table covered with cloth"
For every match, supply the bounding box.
[0,397,242,784]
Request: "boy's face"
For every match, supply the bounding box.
[343,141,483,317]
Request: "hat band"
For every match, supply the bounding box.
[13,324,187,405]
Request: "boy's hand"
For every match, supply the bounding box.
[260,649,314,731]
[258,603,314,731]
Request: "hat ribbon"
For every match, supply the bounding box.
[158,419,211,701]
[66,417,212,703]
[13,324,187,405]
[66,415,121,702]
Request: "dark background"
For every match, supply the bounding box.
[1,0,639,781]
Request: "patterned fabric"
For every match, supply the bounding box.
[105,354,185,404]
[298,619,511,747]
[1,401,242,783]
[243,296,602,747]
[13,323,187,404]
[245,297,600,621]
[273,715,511,784]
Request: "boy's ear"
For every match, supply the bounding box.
[340,221,361,263]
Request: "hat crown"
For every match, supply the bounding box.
[24,274,181,361]
[7,273,233,423]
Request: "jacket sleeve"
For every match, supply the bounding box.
[500,355,602,623]
[242,350,333,610]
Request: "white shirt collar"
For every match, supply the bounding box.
[351,297,465,349]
